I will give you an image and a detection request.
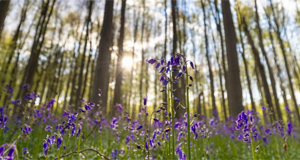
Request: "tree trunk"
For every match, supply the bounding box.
[237,21,256,112]
[211,31,227,119]
[91,0,115,115]
[138,0,146,112]
[0,0,10,38]
[113,0,126,109]
[241,17,276,121]
[76,1,93,109]
[201,0,217,118]
[254,0,282,119]
[269,0,300,123]
[221,0,243,117]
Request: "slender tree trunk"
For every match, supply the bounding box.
[269,0,300,123]
[138,0,146,112]
[221,0,243,117]
[254,0,282,119]
[267,18,290,120]
[113,0,126,109]
[213,0,228,103]
[201,0,217,118]
[0,0,10,38]
[76,1,93,109]
[237,21,256,112]
[0,0,28,87]
[91,0,115,114]
[241,17,276,121]
[211,31,227,119]
[20,0,56,100]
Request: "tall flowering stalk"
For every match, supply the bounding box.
[169,70,175,160]
[185,59,194,160]
[236,111,258,160]
[147,54,194,159]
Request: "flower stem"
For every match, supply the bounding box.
[185,62,191,160]
[250,132,256,160]
[169,71,175,160]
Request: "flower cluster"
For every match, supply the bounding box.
[236,111,260,142]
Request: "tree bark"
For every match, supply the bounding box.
[237,20,256,112]
[269,0,300,123]
[241,16,276,121]
[76,1,93,108]
[91,0,115,115]
[113,0,126,114]
[254,0,282,119]
[201,0,217,118]
[0,0,10,38]
[221,0,243,117]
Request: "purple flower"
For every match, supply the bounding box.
[189,76,193,81]
[155,62,161,69]
[182,65,186,73]
[287,122,293,136]
[11,100,20,105]
[7,147,15,159]
[136,144,141,149]
[159,67,165,73]
[143,96,147,106]
[43,142,47,150]
[285,106,291,113]
[153,118,159,122]
[22,83,30,89]
[175,72,183,79]
[0,146,5,156]
[261,106,266,110]
[136,125,143,130]
[116,104,123,113]
[145,141,148,151]
[174,97,180,103]
[84,105,92,111]
[190,61,195,69]
[147,59,156,64]
[57,137,62,149]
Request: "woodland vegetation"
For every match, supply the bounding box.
[0,0,300,159]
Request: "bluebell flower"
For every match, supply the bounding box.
[79,108,85,113]
[164,128,171,132]
[155,62,161,69]
[57,137,62,149]
[22,83,30,89]
[0,145,5,156]
[147,59,156,64]
[159,67,165,73]
[174,97,180,103]
[285,106,291,113]
[136,125,143,130]
[135,143,141,149]
[145,141,149,151]
[11,100,20,105]
[47,99,55,110]
[190,61,195,69]
[84,105,92,111]
[175,72,183,79]
[116,104,123,113]
[7,147,15,159]
[182,65,186,73]
[143,96,147,106]
[287,122,293,136]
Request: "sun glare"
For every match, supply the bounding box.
[122,56,134,70]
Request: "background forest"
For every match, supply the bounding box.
[0,0,300,159]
